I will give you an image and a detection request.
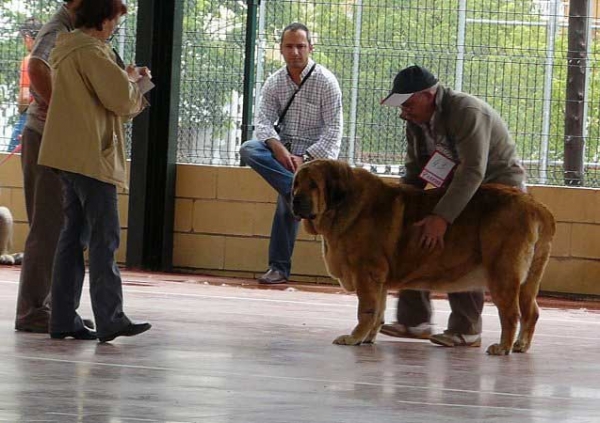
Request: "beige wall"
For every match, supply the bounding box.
[1,154,598,295]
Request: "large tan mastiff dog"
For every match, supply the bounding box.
[292,160,555,355]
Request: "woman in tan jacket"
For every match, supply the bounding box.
[39,0,151,342]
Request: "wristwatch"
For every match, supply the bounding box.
[302,152,313,163]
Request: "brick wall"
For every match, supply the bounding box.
[1,154,598,295]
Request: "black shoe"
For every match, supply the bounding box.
[258,269,288,285]
[50,328,97,340]
[98,322,152,343]
[83,319,95,330]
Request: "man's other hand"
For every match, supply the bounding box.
[414,214,448,250]
[290,155,304,172]
[266,139,298,172]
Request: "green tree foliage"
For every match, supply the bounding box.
[0,1,57,124]
[2,0,599,184]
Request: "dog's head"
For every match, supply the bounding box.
[292,159,353,220]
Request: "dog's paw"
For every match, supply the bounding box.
[362,335,377,344]
[0,254,15,265]
[512,340,530,353]
[486,343,511,356]
[11,252,23,265]
[333,334,362,345]
[363,330,380,344]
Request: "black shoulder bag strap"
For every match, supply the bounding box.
[274,63,317,133]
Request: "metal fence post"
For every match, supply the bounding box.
[241,0,260,145]
[347,0,363,166]
[455,0,467,91]
[564,0,589,186]
[540,0,560,185]
[127,0,184,270]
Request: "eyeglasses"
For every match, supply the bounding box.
[108,16,127,42]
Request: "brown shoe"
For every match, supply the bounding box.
[429,331,481,347]
[16,318,94,333]
[15,323,48,333]
[258,269,288,284]
[379,322,432,339]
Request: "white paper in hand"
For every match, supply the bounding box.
[137,75,155,95]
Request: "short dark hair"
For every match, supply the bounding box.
[19,17,42,39]
[280,22,312,45]
[75,0,127,31]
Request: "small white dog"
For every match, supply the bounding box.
[0,207,22,265]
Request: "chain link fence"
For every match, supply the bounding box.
[1,0,600,186]
[0,0,138,155]
[177,0,600,186]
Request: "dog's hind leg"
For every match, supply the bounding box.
[483,241,524,355]
[513,237,552,353]
[486,277,520,356]
[333,274,385,346]
[482,213,544,356]
[363,285,387,344]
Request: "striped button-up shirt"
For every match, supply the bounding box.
[254,59,343,159]
[26,4,74,135]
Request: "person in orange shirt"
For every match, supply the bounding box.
[8,17,42,152]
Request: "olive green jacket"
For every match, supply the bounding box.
[403,86,525,223]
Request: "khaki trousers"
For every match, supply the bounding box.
[396,290,483,335]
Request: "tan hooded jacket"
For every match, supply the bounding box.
[38,29,144,189]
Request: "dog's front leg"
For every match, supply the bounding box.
[333,277,384,346]
[363,284,387,344]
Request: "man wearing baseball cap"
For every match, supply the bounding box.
[380,65,526,347]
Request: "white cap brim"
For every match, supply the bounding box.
[380,92,414,107]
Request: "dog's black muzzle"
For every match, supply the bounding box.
[292,194,316,220]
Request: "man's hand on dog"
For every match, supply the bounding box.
[415,214,448,250]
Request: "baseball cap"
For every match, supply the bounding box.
[381,65,438,107]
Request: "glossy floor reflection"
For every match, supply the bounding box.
[0,267,599,422]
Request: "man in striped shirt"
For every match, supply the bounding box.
[240,22,343,285]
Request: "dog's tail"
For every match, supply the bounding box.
[524,202,555,292]
[531,203,555,276]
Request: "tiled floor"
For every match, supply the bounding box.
[0,267,599,422]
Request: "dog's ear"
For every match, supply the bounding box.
[303,218,319,235]
[324,161,352,209]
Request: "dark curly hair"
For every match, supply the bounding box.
[75,0,127,31]
[19,17,42,39]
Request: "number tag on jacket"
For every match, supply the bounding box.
[419,150,457,188]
